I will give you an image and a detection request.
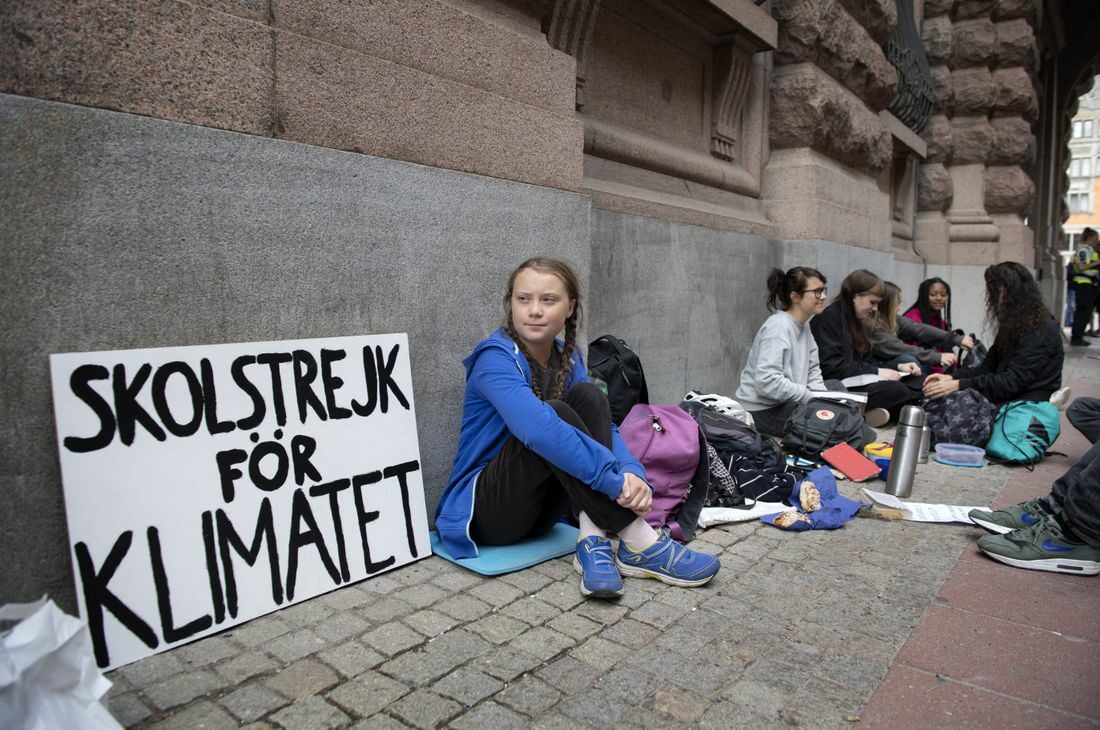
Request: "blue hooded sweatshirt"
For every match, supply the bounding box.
[435,328,647,558]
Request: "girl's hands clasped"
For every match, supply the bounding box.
[922,373,960,399]
[617,473,652,516]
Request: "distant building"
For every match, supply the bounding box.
[1065,77,1100,253]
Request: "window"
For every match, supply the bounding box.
[1069,193,1093,214]
[1086,159,1093,176]
[1074,121,1084,138]
[1071,158,1082,177]
[1086,120,1095,137]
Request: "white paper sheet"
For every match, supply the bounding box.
[861,488,985,524]
[698,500,788,528]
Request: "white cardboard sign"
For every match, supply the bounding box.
[49,334,429,670]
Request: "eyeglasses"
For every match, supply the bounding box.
[799,287,828,299]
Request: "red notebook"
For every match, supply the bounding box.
[822,442,880,482]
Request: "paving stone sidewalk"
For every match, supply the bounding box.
[104,352,1100,729]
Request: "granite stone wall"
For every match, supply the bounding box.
[0,0,582,191]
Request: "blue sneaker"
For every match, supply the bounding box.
[614,530,720,587]
[573,536,624,598]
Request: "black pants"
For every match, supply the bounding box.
[471,382,637,545]
[854,379,921,418]
[1068,397,1100,444]
[1072,285,1098,340]
[1046,437,1100,547]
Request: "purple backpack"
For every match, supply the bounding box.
[619,404,710,542]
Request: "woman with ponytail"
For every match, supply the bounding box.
[736,267,831,437]
[436,257,719,600]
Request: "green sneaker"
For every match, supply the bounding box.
[968,497,1050,535]
[977,518,1100,576]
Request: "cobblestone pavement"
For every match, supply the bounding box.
[104,350,1100,729]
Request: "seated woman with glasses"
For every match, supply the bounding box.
[736,267,835,437]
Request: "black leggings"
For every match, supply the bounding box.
[471,382,637,545]
[853,378,922,418]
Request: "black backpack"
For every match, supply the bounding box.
[679,399,786,471]
[781,397,866,460]
[588,335,649,424]
[955,332,988,370]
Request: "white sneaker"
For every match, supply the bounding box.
[1049,387,1072,411]
[864,407,890,428]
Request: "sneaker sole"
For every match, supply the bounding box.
[977,547,1100,576]
[614,558,718,587]
[572,556,624,598]
[969,514,1017,535]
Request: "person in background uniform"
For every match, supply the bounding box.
[1070,227,1100,346]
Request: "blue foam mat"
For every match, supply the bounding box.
[429,522,579,576]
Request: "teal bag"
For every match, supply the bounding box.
[985,401,1061,466]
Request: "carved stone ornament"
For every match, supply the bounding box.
[712,42,753,162]
[544,0,602,111]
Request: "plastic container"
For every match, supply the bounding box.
[864,441,893,460]
[874,457,890,480]
[934,443,985,467]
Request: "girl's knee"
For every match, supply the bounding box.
[565,382,612,417]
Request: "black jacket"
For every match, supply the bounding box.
[956,318,1063,403]
[810,301,879,380]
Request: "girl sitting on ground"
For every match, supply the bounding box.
[923,262,1063,404]
[810,269,922,426]
[736,267,831,438]
[869,282,973,375]
[902,277,956,372]
[435,256,719,599]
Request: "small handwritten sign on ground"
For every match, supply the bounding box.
[50,334,429,670]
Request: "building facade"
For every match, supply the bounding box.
[1,0,1096,608]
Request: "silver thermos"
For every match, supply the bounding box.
[918,424,931,464]
[886,405,926,498]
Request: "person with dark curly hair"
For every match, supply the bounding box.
[923,261,1063,404]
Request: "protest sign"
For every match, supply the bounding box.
[50,334,429,670]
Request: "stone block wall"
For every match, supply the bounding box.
[0,0,582,190]
[914,0,1041,265]
[764,0,899,250]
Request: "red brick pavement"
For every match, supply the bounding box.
[860,357,1100,728]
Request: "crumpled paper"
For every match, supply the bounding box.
[0,598,122,730]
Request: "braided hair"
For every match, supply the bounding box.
[502,257,582,401]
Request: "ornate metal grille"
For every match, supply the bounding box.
[884,0,933,133]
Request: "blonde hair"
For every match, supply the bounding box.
[876,281,902,333]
